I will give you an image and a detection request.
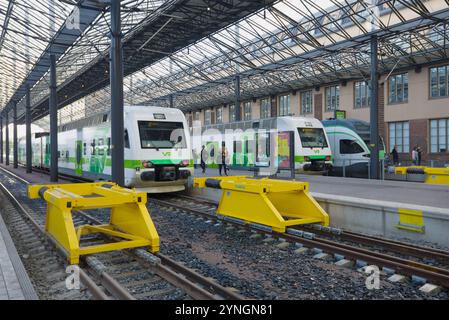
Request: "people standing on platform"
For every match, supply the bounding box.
[200,145,207,174]
[417,146,422,166]
[219,142,229,176]
[391,145,399,165]
[412,146,418,165]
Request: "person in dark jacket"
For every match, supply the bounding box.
[391,145,399,165]
[417,146,422,166]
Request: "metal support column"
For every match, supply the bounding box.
[370,36,379,179]
[13,101,18,168]
[169,94,174,108]
[110,0,125,186]
[26,84,32,173]
[234,75,241,121]
[5,111,9,165]
[0,115,3,164]
[49,54,58,182]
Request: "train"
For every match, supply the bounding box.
[18,105,193,193]
[192,116,333,173]
[322,118,386,178]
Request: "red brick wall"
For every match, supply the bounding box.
[314,93,323,120]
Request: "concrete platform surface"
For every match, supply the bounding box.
[0,163,56,185]
[194,168,449,209]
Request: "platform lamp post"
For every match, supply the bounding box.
[369,35,380,179]
[110,0,125,186]
[26,83,32,173]
[49,54,58,182]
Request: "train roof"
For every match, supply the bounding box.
[322,118,370,133]
[59,105,183,132]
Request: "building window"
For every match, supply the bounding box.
[216,107,223,124]
[325,85,340,111]
[204,110,212,125]
[430,65,449,98]
[243,102,251,120]
[389,121,409,153]
[194,111,200,121]
[389,73,408,103]
[430,118,449,153]
[279,94,290,116]
[300,90,313,114]
[260,98,271,118]
[229,104,236,122]
[354,81,370,108]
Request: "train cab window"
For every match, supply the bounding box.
[297,128,328,148]
[137,121,186,149]
[340,139,365,154]
[124,130,130,149]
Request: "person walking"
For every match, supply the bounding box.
[200,145,207,174]
[219,142,229,176]
[417,146,422,166]
[391,145,399,165]
[412,146,418,165]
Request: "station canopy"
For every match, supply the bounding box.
[1,0,449,130]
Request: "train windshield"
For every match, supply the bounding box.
[138,121,186,149]
[297,127,328,148]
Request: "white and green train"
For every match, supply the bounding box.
[18,106,193,193]
[322,119,386,177]
[193,116,332,172]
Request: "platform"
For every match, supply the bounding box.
[0,210,38,300]
[192,169,449,248]
[194,168,449,210]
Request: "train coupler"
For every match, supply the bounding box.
[27,182,159,264]
[193,176,329,233]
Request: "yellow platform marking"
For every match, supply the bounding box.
[396,208,425,233]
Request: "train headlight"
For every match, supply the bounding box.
[142,161,153,168]
[304,156,310,161]
[179,160,189,167]
[325,156,331,161]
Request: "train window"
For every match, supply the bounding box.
[91,139,96,155]
[107,138,111,155]
[340,139,365,154]
[124,130,130,149]
[103,114,108,122]
[98,138,104,145]
[66,151,69,159]
[83,143,87,155]
[137,121,186,149]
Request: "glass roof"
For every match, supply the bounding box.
[1,0,449,130]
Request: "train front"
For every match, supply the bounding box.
[124,106,193,193]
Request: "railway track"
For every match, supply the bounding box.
[150,194,449,290]
[0,166,243,300]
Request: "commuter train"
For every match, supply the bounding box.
[18,106,193,193]
[192,116,333,173]
[322,118,385,177]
